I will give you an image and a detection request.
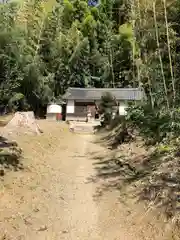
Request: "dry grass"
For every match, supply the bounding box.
[93,131,180,239]
[0,120,74,238]
[0,120,70,179]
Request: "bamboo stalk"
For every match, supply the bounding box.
[137,0,141,26]
[34,4,46,56]
[107,27,115,88]
[135,0,143,89]
[153,1,170,111]
[131,0,137,88]
[144,53,154,109]
[163,0,176,105]
[109,41,115,88]
[144,0,154,109]
[136,0,147,105]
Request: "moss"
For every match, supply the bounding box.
[157,144,173,154]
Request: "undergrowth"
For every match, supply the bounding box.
[94,128,180,224]
[0,136,23,175]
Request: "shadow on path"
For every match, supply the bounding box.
[88,140,180,220]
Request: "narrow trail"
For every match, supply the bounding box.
[0,122,172,239]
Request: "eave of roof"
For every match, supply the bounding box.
[63,87,144,101]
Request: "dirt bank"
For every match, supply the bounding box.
[0,121,178,239]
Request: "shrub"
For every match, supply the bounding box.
[99,92,117,127]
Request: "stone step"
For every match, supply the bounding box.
[69,121,100,134]
[73,126,94,133]
[69,124,95,133]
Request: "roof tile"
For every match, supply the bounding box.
[63,88,144,101]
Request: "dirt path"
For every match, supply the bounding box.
[0,122,175,239]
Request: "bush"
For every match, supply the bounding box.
[109,115,125,130]
[99,92,117,127]
[126,103,180,145]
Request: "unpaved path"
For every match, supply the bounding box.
[0,122,174,239]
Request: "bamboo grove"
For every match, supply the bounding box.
[1,0,180,141]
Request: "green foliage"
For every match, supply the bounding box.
[126,103,180,144]
[0,0,136,114]
[96,0,178,147]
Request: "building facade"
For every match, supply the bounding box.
[63,87,144,121]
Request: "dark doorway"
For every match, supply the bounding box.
[75,102,95,118]
[62,104,66,121]
[95,112,99,119]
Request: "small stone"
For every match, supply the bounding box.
[0,169,5,176]
[33,207,40,212]
[38,225,48,231]
[17,235,25,240]
[1,234,7,240]
[24,218,32,225]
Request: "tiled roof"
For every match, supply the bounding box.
[63,88,144,101]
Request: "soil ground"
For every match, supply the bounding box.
[0,120,178,239]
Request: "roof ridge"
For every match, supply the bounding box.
[69,87,140,90]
